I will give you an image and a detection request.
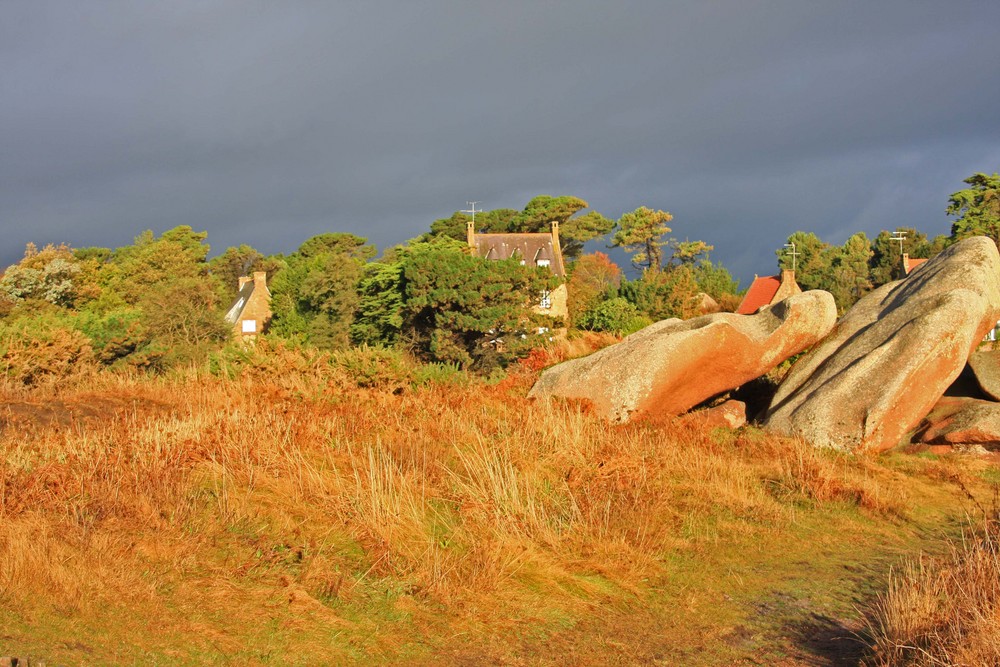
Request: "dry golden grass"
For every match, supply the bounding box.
[864,518,1000,666]
[0,346,985,663]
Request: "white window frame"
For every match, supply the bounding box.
[539,290,552,310]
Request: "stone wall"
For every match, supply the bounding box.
[532,283,568,322]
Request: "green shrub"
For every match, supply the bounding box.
[75,307,150,365]
[577,298,651,336]
[412,361,470,387]
[328,345,414,391]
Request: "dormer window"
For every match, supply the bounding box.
[537,259,550,268]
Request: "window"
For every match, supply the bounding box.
[536,259,550,268]
[242,319,257,333]
[539,290,551,310]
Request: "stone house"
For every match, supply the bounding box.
[466,220,569,323]
[736,269,801,315]
[224,271,272,338]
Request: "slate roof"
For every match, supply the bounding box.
[225,280,257,324]
[471,232,566,276]
[736,275,782,315]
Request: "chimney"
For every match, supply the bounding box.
[253,271,268,292]
[780,269,796,285]
[238,276,252,289]
[467,219,476,248]
[550,220,563,269]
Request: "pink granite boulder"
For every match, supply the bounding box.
[529,290,836,423]
[764,237,1000,452]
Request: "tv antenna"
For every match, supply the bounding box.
[461,201,481,226]
[889,230,907,257]
[783,242,800,273]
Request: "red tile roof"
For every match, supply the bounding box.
[903,256,928,275]
[736,275,781,315]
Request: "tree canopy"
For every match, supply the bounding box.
[611,207,673,271]
[209,244,283,301]
[773,225,953,313]
[351,238,553,370]
[26,179,998,378]
[424,195,614,261]
[268,234,376,350]
[566,252,622,324]
[948,172,1000,245]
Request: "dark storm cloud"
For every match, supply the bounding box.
[2,1,999,282]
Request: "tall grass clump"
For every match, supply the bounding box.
[864,520,1000,666]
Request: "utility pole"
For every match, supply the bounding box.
[783,242,800,273]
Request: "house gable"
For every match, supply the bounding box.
[224,271,272,337]
[467,220,568,320]
[736,270,801,315]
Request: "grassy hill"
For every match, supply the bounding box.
[1,344,997,665]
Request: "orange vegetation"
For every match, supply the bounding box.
[0,343,988,663]
[864,518,1000,666]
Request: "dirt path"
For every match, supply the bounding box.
[0,393,170,431]
[429,504,966,666]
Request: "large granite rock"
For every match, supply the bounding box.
[529,290,836,423]
[969,350,1000,401]
[916,396,1000,446]
[764,236,1000,452]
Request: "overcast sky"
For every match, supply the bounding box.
[2,1,999,284]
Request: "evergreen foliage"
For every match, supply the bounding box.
[423,195,614,260]
[8,177,988,379]
[209,244,283,301]
[104,226,212,304]
[775,231,829,292]
[691,260,740,301]
[268,234,375,350]
[399,238,553,371]
[623,266,702,321]
[351,261,406,347]
[948,172,1000,244]
[612,206,673,271]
